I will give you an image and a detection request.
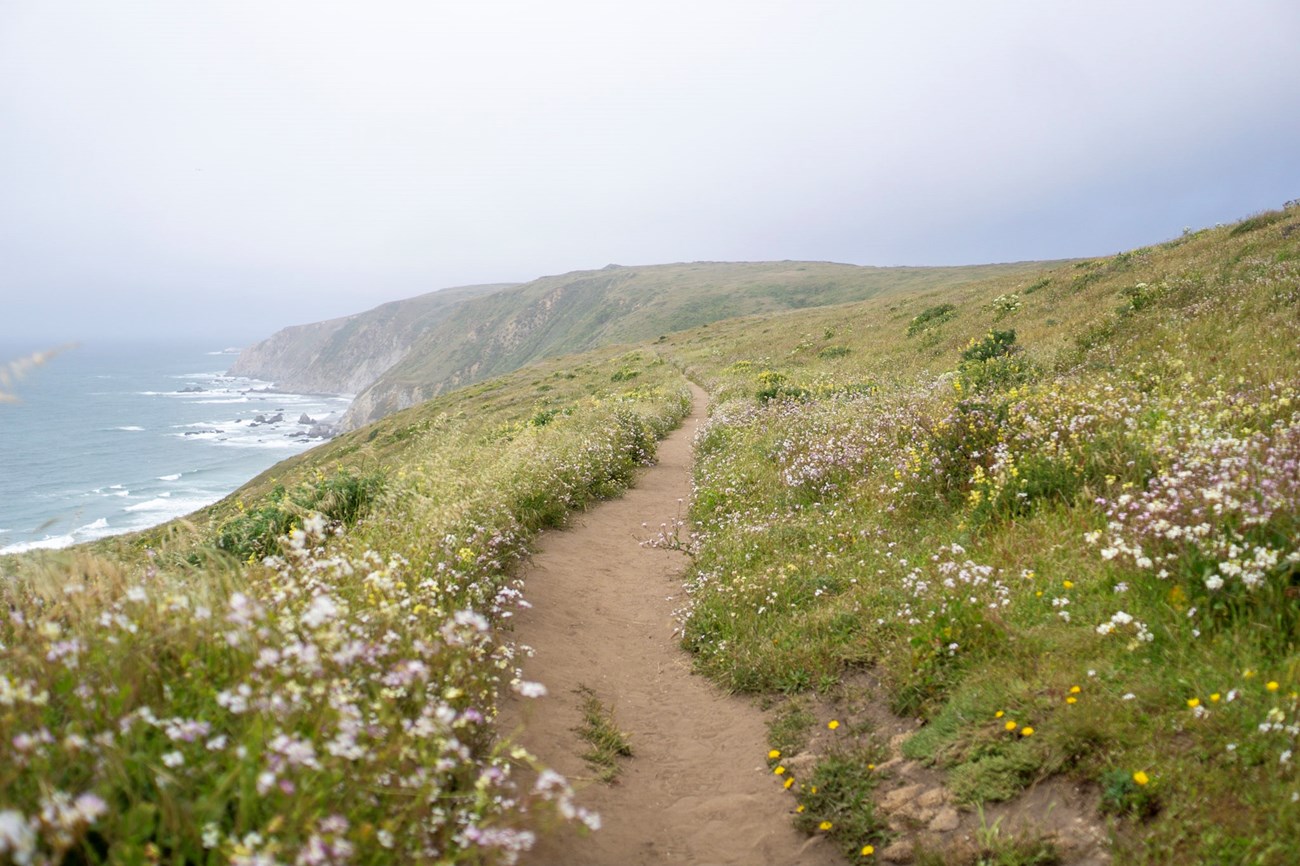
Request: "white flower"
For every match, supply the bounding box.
[0,810,36,866]
[514,681,548,698]
[162,751,184,768]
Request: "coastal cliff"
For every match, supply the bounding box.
[235,260,1054,431]
[227,283,512,396]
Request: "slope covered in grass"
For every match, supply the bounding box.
[659,203,1300,862]
[0,348,691,865]
[339,260,1052,428]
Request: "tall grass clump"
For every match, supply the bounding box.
[0,350,691,864]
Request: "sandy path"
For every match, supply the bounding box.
[503,384,842,866]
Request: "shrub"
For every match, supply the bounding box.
[215,469,385,560]
[908,303,957,337]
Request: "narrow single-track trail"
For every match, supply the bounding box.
[504,384,842,866]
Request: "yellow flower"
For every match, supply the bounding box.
[1005,720,1017,731]
[769,749,781,760]
[810,786,818,794]
[1209,693,1221,703]
[1244,669,1256,679]
[819,821,833,831]
[994,710,1004,718]
[1133,771,1149,786]
[1063,580,1074,589]
[1069,685,1081,694]
[1066,697,1077,705]
[784,777,795,790]
[828,720,840,730]
[1267,681,1280,692]
[862,845,875,856]
[774,766,786,776]
[1020,726,1035,737]
[796,804,805,813]
[1187,697,1200,709]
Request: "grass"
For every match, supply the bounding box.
[660,201,1300,863]
[2,200,1297,863]
[573,685,634,783]
[0,346,691,864]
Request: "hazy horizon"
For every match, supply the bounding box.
[3,1,1298,345]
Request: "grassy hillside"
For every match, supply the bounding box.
[1,347,692,864]
[228,282,514,395]
[658,203,1300,862]
[2,201,1296,864]
[340,260,1052,427]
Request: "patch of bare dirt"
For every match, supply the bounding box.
[502,385,842,865]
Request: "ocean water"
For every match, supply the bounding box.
[0,341,352,555]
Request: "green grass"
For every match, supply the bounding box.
[0,346,691,864]
[573,685,634,783]
[661,201,1300,863]
[2,200,1297,863]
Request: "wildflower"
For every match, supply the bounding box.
[796,804,805,813]
[1004,721,1017,731]
[1133,771,1149,786]
[774,766,786,776]
[1066,697,1077,705]
[862,844,875,856]
[768,749,781,760]
[1070,685,1081,694]
[0,811,36,864]
[828,720,840,730]
[1267,681,1280,692]
[994,710,1004,718]
[819,821,833,831]
[1210,693,1221,703]
[1020,726,1035,737]
[1063,580,1074,589]
[1187,698,1200,709]
[784,777,795,790]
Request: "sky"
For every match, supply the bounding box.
[2,1,1298,345]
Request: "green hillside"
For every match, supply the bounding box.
[339,260,1052,427]
[228,282,513,395]
[2,201,1298,864]
[656,204,1300,862]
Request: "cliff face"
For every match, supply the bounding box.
[233,260,1054,432]
[227,283,513,395]
[337,259,1052,429]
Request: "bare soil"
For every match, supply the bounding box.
[503,385,842,866]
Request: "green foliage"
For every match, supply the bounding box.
[908,303,957,336]
[1,347,692,865]
[574,685,634,783]
[1099,768,1160,819]
[949,743,1040,803]
[817,345,851,360]
[666,205,1300,863]
[792,746,888,859]
[1229,209,1287,237]
[214,469,385,560]
[960,330,1018,364]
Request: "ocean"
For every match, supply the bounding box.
[0,341,351,555]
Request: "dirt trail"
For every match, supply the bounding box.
[504,384,842,866]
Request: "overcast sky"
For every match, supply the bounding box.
[2,1,1298,345]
